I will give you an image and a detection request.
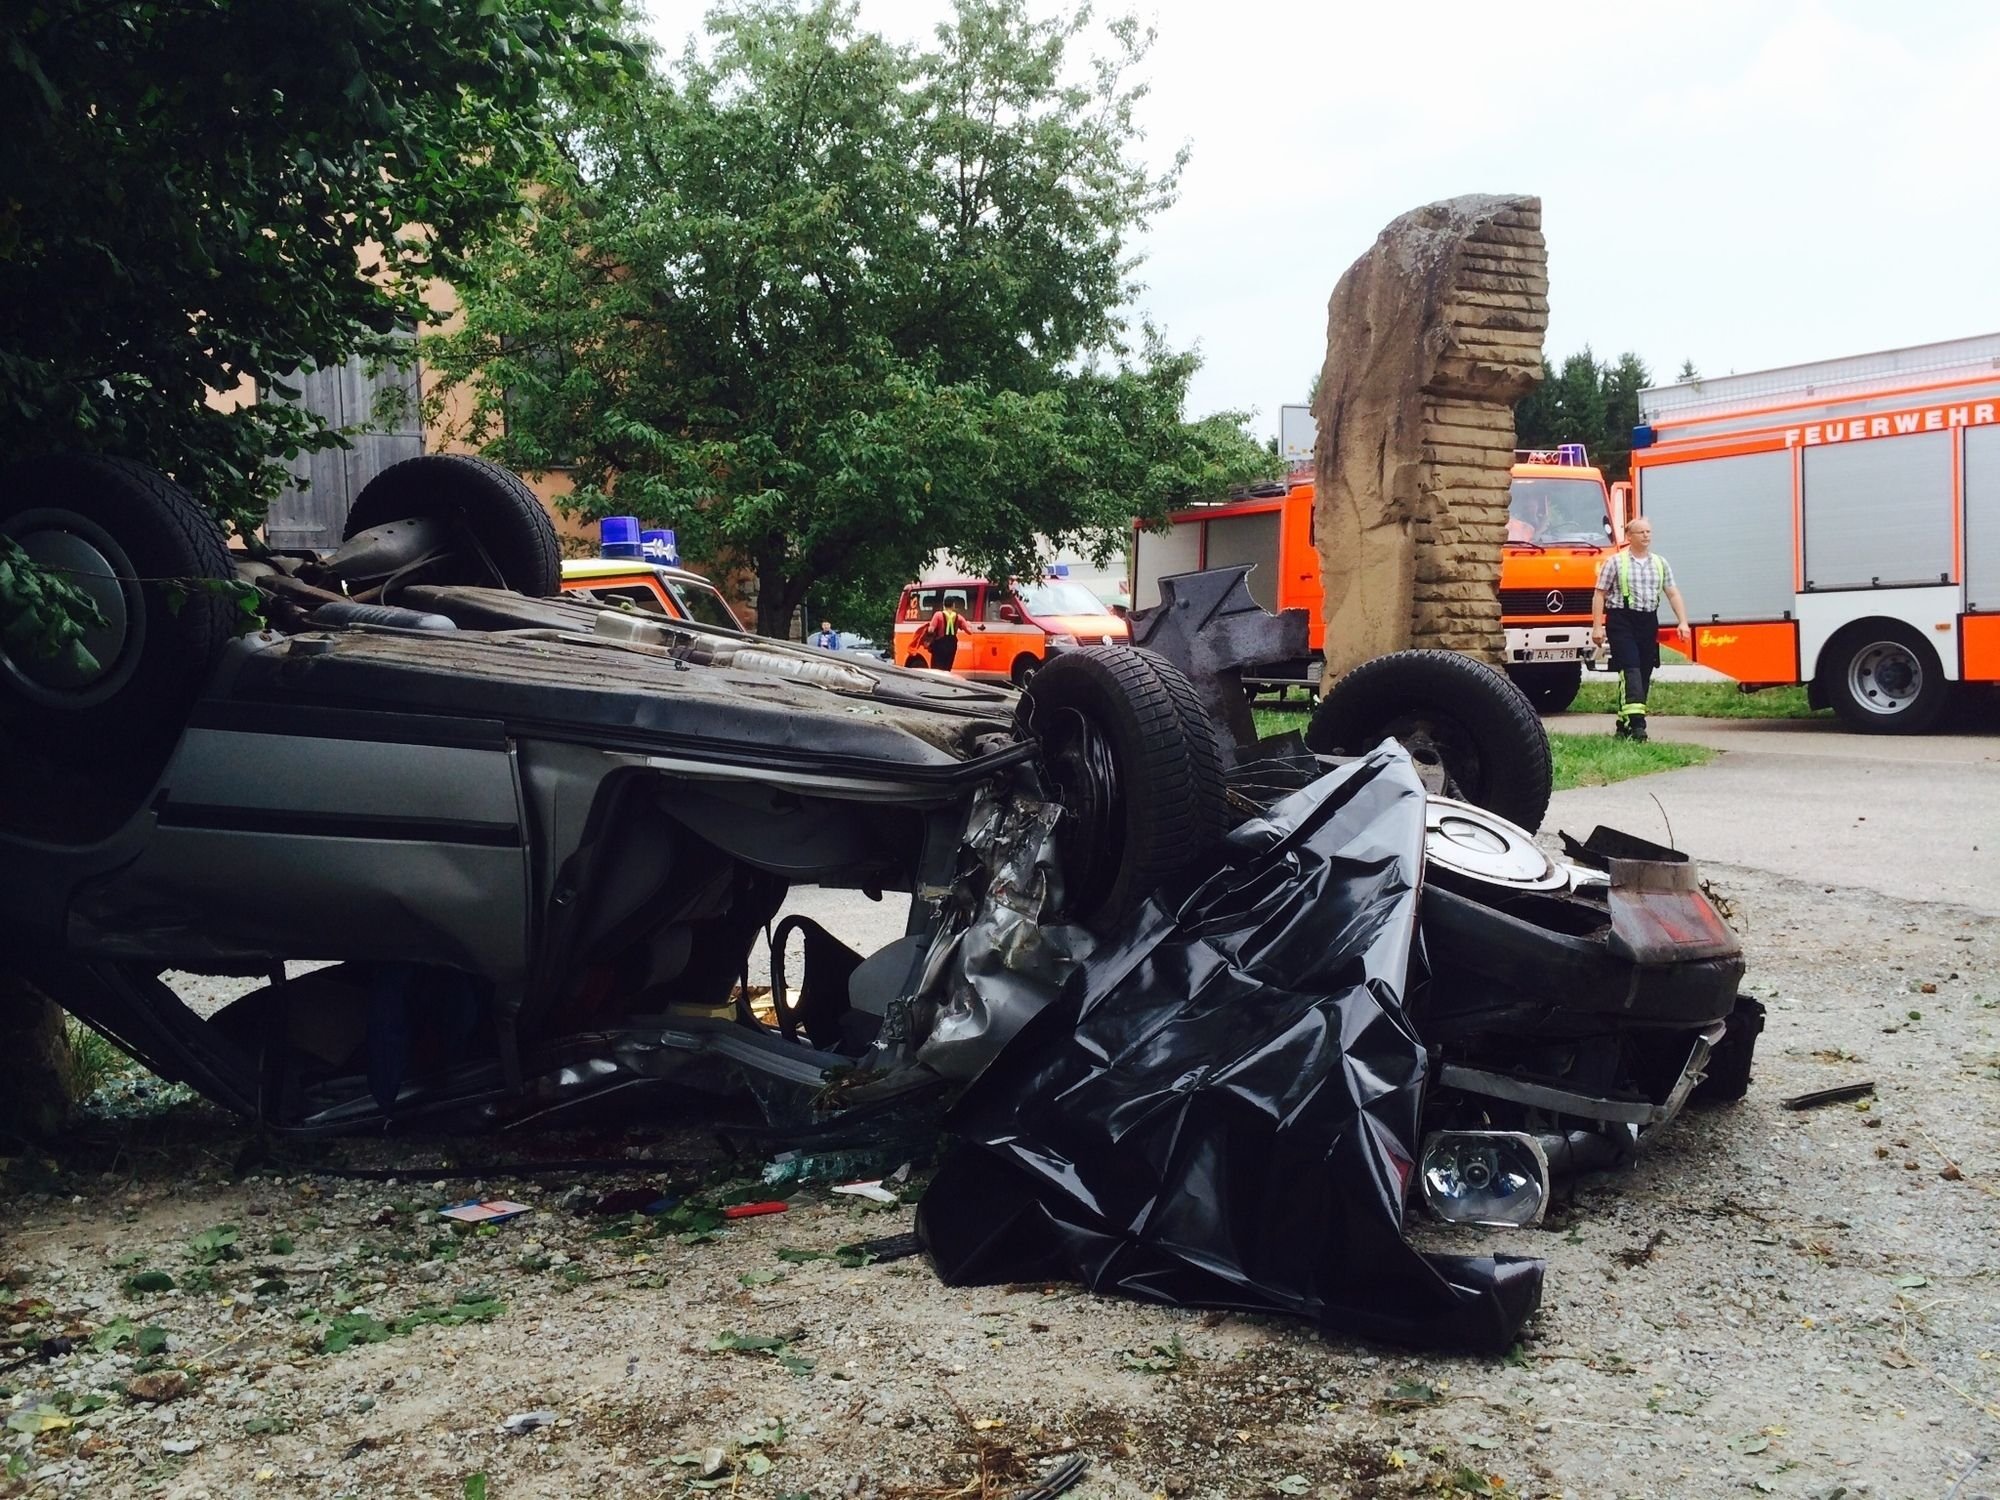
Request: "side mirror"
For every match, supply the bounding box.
[998,603,1022,623]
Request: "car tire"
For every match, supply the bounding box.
[1010,654,1041,687]
[904,652,929,670]
[1024,647,1230,927]
[0,454,237,756]
[1691,995,1764,1104]
[1306,649,1554,831]
[342,454,561,597]
[1821,620,1947,734]
[1506,660,1583,714]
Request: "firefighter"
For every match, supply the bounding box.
[915,593,968,672]
[1590,517,1690,741]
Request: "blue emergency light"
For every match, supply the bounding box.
[1047,563,1069,578]
[599,516,642,559]
[1556,443,1588,466]
[641,529,678,566]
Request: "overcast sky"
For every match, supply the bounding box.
[643,0,2000,446]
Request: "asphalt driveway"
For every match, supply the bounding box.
[1545,711,2000,915]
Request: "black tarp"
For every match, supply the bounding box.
[917,745,1544,1351]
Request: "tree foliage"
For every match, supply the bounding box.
[425,0,1275,634]
[1515,347,1656,482]
[0,0,635,539]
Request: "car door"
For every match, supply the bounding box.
[984,585,1044,682]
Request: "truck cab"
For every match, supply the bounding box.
[894,573,1128,685]
[1501,445,1616,709]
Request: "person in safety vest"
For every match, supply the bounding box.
[1590,517,1690,742]
[914,595,968,672]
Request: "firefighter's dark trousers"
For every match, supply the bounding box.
[1605,607,1660,722]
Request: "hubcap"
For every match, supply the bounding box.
[1848,641,1922,716]
[0,510,143,705]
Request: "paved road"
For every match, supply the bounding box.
[1544,711,2000,915]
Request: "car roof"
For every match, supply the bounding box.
[561,558,719,588]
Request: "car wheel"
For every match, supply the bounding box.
[1024,647,1229,928]
[0,455,237,756]
[1010,654,1041,687]
[342,454,560,597]
[1506,660,1583,714]
[904,652,929,670]
[1691,995,1764,1104]
[1823,621,1946,733]
[1306,649,1553,831]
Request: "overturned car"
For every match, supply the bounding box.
[0,454,1759,1348]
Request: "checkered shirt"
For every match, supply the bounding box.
[1597,550,1675,612]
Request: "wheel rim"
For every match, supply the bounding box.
[1847,640,1923,716]
[1039,705,1125,917]
[1381,711,1483,800]
[0,508,146,706]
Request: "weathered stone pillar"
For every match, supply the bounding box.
[1311,195,1548,680]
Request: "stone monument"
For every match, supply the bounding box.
[1310,194,1549,679]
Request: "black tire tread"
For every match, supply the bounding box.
[1508,660,1583,714]
[0,454,236,752]
[343,453,561,597]
[1305,648,1553,830]
[1026,648,1230,924]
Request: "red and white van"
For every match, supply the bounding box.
[893,573,1128,684]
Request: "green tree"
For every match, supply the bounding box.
[1676,358,1701,382]
[1512,347,1653,481]
[425,0,1275,634]
[0,0,635,540]
[1597,350,1651,482]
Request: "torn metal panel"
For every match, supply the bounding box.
[1125,567,1310,756]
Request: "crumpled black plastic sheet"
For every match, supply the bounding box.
[917,745,1544,1351]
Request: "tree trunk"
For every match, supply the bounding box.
[753,552,810,639]
[0,974,72,1139]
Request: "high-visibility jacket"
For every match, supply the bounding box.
[1608,548,1672,610]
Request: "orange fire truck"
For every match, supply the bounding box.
[1130,447,1614,709]
[1629,333,2000,732]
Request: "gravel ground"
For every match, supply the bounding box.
[2,862,1996,1500]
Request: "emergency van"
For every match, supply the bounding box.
[1629,333,2000,732]
[1130,449,1614,708]
[893,570,1129,684]
[559,517,746,632]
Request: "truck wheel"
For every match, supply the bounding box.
[1010,654,1042,687]
[1822,621,1947,733]
[1506,660,1583,714]
[1024,647,1229,928]
[904,652,929,670]
[0,455,237,756]
[342,454,560,597]
[1305,649,1553,832]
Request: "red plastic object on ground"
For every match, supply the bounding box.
[721,1201,789,1220]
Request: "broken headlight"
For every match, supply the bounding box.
[1419,1131,1550,1228]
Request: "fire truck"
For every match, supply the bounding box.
[1629,333,2000,732]
[1130,448,1614,709]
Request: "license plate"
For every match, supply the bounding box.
[1524,648,1581,661]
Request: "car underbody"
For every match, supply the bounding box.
[0,452,1759,1349]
